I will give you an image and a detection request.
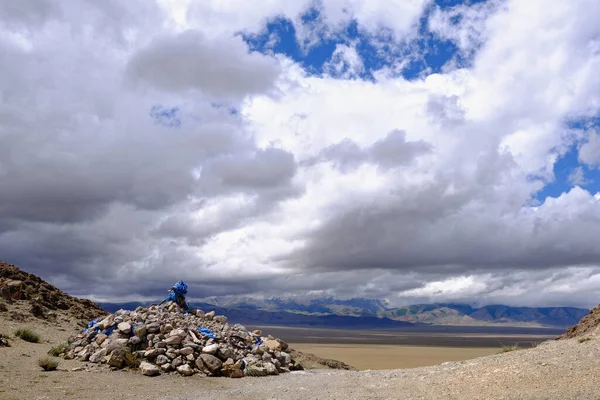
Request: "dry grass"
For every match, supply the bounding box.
[47,342,68,357]
[498,344,520,353]
[38,357,59,371]
[14,328,40,343]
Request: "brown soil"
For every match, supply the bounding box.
[558,305,600,339]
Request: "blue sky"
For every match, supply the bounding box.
[242,0,600,205]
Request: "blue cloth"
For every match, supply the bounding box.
[248,331,262,345]
[197,327,215,339]
[103,326,116,336]
[87,319,98,329]
[161,280,190,311]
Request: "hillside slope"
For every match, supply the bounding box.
[0,261,106,325]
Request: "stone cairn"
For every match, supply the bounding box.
[60,301,302,377]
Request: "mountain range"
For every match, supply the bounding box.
[99,296,589,329]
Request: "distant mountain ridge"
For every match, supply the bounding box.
[100,297,589,328]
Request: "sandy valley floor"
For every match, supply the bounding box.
[288,343,499,370]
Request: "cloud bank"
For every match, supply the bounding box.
[1,0,600,308]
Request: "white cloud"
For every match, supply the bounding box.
[1,0,600,307]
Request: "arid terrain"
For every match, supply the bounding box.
[2,316,600,400]
[288,343,500,370]
[2,262,600,399]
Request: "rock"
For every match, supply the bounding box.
[264,361,279,375]
[278,351,292,365]
[58,297,301,379]
[89,348,107,363]
[177,364,195,376]
[169,328,186,338]
[98,315,114,330]
[202,344,219,355]
[144,349,158,359]
[95,334,108,346]
[277,339,289,351]
[118,322,131,335]
[106,340,126,355]
[107,347,126,368]
[155,355,169,365]
[179,347,194,356]
[198,354,222,373]
[147,322,160,333]
[172,357,184,369]
[252,330,262,336]
[134,325,147,338]
[140,361,160,376]
[264,339,282,352]
[128,336,141,345]
[217,347,233,360]
[165,336,182,345]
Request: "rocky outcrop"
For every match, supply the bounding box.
[0,261,107,323]
[558,304,600,339]
[60,301,302,378]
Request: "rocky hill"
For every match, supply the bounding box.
[0,261,107,325]
[558,304,600,339]
[178,297,588,328]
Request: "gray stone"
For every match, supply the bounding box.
[205,311,215,320]
[172,357,184,369]
[217,347,233,361]
[134,325,147,338]
[214,315,227,324]
[144,349,158,359]
[128,336,141,345]
[198,354,222,373]
[95,334,108,346]
[140,361,160,376]
[202,344,218,355]
[107,347,126,368]
[165,335,182,345]
[89,348,107,363]
[170,328,186,338]
[155,355,169,365]
[179,347,194,356]
[117,322,131,335]
[177,364,195,376]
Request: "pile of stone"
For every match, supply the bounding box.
[60,301,302,378]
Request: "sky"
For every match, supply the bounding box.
[1,0,600,308]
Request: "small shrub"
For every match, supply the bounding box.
[14,328,40,343]
[578,337,592,343]
[125,351,140,368]
[498,344,520,353]
[47,342,67,357]
[38,357,59,371]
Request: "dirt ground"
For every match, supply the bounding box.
[288,343,499,370]
[1,318,599,400]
